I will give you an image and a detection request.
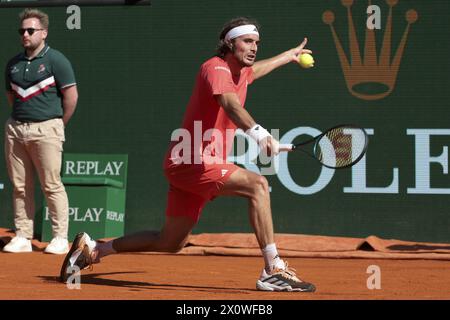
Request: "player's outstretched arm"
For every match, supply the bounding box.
[252,37,311,80]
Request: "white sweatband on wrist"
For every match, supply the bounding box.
[246,124,272,143]
[225,24,259,42]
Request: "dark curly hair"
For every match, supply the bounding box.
[216,17,260,58]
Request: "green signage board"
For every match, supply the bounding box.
[41,154,128,241]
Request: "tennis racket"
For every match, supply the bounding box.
[279,124,369,169]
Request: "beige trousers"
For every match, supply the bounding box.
[4,118,68,239]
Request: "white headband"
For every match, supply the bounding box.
[224,24,259,42]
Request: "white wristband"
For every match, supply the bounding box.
[246,124,272,143]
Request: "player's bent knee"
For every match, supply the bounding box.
[165,243,185,253]
[253,175,269,195]
[160,238,188,253]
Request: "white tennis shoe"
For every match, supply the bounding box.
[44,237,70,255]
[59,232,98,283]
[3,236,32,253]
[256,261,316,292]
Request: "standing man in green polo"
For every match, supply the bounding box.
[3,8,78,254]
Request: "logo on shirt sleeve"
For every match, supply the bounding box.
[214,66,231,74]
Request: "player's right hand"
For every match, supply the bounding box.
[260,136,280,157]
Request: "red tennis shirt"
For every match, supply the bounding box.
[165,56,254,166]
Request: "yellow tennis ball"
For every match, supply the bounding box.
[298,53,315,68]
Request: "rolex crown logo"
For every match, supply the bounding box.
[323,0,418,100]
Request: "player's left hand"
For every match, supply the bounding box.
[289,37,312,63]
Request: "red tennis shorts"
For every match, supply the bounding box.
[164,162,240,222]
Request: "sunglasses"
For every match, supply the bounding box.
[18,28,44,36]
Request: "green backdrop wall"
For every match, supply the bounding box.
[1,0,449,242]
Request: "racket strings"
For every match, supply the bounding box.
[315,128,366,168]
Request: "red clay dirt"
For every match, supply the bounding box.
[1,227,449,300]
[0,252,449,300]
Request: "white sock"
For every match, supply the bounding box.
[262,243,285,272]
[96,240,117,259]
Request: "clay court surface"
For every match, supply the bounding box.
[0,252,449,300]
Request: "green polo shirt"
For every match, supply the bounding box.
[5,44,76,122]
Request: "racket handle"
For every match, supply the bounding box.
[279,144,294,152]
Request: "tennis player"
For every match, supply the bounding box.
[60,17,316,292]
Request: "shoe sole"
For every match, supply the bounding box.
[2,248,32,253]
[44,248,70,255]
[256,280,316,292]
[59,233,87,283]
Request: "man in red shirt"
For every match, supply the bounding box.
[60,17,315,292]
